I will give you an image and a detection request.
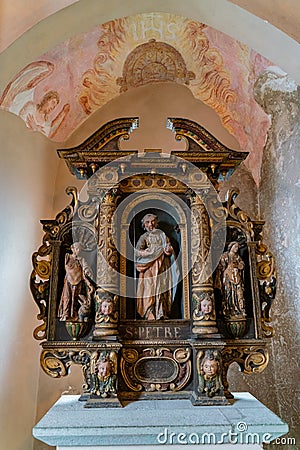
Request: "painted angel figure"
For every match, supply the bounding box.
[19,90,70,138]
[135,213,179,321]
[0,61,70,139]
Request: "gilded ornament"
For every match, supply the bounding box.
[31,117,275,406]
[244,347,269,374]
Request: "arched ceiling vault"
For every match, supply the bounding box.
[1,0,299,83]
[0,12,271,180]
[2,0,299,53]
[0,1,299,185]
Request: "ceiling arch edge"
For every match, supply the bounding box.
[0,0,300,92]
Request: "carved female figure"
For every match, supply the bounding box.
[58,242,94,321]
[219,241,246,318]
[135,213,179,320]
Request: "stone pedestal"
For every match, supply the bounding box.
[33,392,288,449]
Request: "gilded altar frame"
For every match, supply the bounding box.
[31,117,276,407]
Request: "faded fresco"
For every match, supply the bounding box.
[0,13,273,182]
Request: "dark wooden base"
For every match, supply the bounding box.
[84,395,123,408]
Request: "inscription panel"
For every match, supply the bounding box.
[119,321,190,340]
[134,357,178,383]
[121,346,192,393]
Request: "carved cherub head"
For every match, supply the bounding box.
[97,353,114,380]
[98,360,113,379]
[200,350,220,377]
[197,292,214,316]
[95,290,116,317]
[100,298,115,316]
[200,297,212,315]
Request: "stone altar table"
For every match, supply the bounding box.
[33,392,288,449]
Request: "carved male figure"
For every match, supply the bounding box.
[135,213,179,320]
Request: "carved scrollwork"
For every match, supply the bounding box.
[30,239,52,341]
[256,240,276,338]
[41,348,99,390]
[40,349,72,378]
[173,347,191,364]
[224,190,254,239]
[55,187,78,228]
[121,349,142,392]
[243,347,269,374]
[221,345,269,398]
[31,282,48,340]
[77,201,99,223]
[222,345,269,376]
[205,191,227,225]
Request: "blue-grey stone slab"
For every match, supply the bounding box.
[33,393,288,447]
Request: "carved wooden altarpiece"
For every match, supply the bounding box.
[31,117,276,407]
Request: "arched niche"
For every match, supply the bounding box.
[118,186,190,321]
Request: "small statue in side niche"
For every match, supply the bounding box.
[58,242,94,321]
[95,290,118,324]
[193,291,215,321]
[135,213,180,321]
[198,350,223,398]
[90,351,117,397]
[218,241,246,319]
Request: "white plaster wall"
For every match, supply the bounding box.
[0,111,59,450]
